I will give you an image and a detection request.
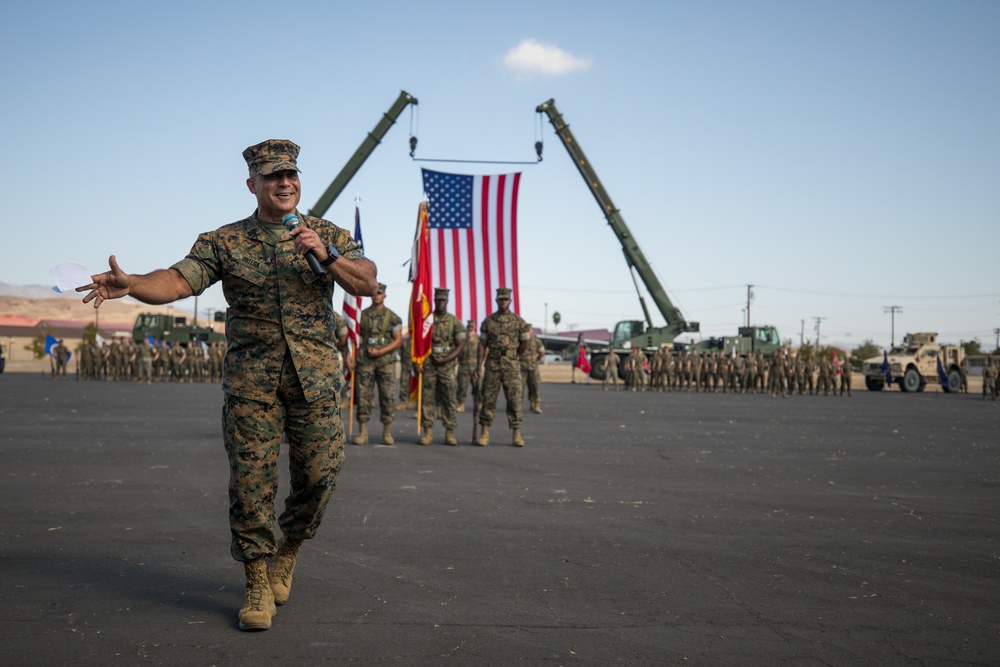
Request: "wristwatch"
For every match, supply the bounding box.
[320,245,340,267]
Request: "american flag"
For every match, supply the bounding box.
[341,206,363,352]
[421,168,521,325]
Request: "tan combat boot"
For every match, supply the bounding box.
[445,429,458,446]
[475,425,490,446]
[418,427,433,445]
[270,537,302,606]
[456,403,465,413]
[530,401,542,414]
[512,429,525,447]
[239,559,276,631]
[352,423,368,445]
[382,424,395,445]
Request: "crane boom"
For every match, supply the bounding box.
[536,99,696,342]
[307,90,418,218]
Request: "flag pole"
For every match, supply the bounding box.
[348,347,357,436]
[415,366,423,434]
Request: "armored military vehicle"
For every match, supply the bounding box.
[863,332,964,393]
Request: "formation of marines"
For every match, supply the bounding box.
[612,346,854,397]
[73,337,225,383]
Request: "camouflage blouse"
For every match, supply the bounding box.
[172,210,363,404]
[357,305,403,369]
[480,311,530,369]
[430,312,466,368]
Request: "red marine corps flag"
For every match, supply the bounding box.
[409,203,433,400]
[575,345,591,374]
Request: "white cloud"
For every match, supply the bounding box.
[503,39,592,76]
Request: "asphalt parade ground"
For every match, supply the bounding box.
[2,374,998,666]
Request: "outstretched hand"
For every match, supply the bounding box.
[77,255,130,308]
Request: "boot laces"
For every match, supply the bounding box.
[273,541,301,585]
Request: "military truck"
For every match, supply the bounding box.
[536,99,782,380]
[132,313,224,347]
[862,332,964,393]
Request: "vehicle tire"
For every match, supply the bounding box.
[865,377,883,391]
[589,353,607,381]
[945,368,962,393]
[902,367,921,393]
[619,356,630,381]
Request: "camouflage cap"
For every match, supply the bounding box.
[496,287,512,299]
[434,287,450,300]
[466,320,475,329]
[376,282,387,294]
[243,139,301,176]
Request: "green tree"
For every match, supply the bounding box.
[83,322,99,344]
[24,326,56,359]
[797,342,815,361]
[852,339,881,367]
[962,339,983,357]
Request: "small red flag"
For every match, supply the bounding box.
[409,203,433,371]
[575,346,591,374]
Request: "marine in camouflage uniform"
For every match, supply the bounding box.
[135,337,153,384]
[79,139,377,632]
[816,355,834,396]
[802,353,815,395]
[690,351,702,393]
[474,287,530,446]
[418,288,466,445]
[53,339,69,379]
[603,348,621,391]
[983,357,998,401]
[397,335,413,409]
[839,356,853,397]
[353,283,403,445]
[769,351,788,398]
[755,352,767,393]
[520,329,545,413]
[456,321,478,412]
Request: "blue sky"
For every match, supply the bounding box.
[2,1,998,350]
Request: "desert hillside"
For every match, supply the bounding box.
[0,294,197,324]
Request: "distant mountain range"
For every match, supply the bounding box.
[0,282,197,321]
[0,282,81,300]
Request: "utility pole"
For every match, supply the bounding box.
[883,305,902,346]
[800,319,805,347]
[994,327,999,353]
[813,316,826,348]
[746,284,754,328]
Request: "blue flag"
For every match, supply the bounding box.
[882,351,893,387]
[44,334,71,361]
[936,356,949,389]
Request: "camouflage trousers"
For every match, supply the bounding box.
[355,361,396,425]
[420,361,459,430]
[456,362,473,405]
[222,354,345,563]
[521,365,541,404]
[138,358,152,383]
[603,363,619,390]
[479,361,523,429]
[399,357,413,403]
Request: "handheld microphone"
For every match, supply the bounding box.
[282,214,326,275]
